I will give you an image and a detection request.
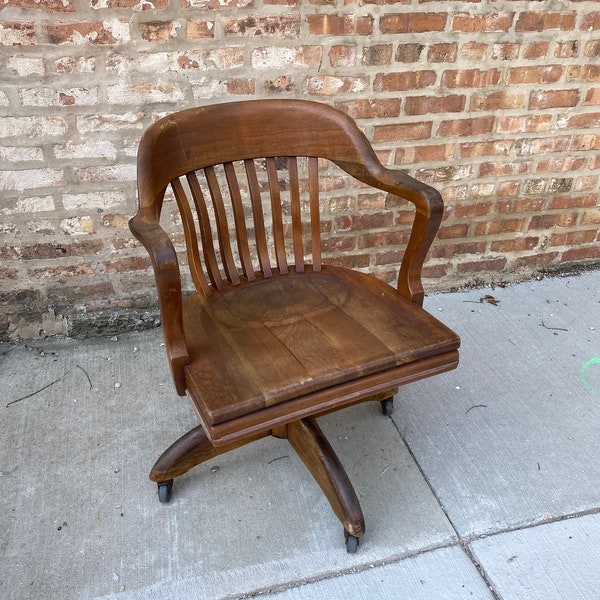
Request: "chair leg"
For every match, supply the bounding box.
[285,417,365,541]
[149,424,267,486]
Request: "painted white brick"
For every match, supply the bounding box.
[0,169,64,192]
[106,82,185,104]
[54,56,95,74]
[2,196,55,215]
[76,112,144,133]
[19,87,98,107]
[60,216,95,235]
[137,48,244,72]
[74,164,136,183]
[0,117,68,138]
[0,146,44,162]
[53,139,117,160]
[62,190,127,211]
[7,56,45,76]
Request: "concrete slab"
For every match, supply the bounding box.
[471,511,600,599]
[395,271,600,537]
[261,545,495,600]
[0,331,455,600]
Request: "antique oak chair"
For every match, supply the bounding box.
[130,99,460,552]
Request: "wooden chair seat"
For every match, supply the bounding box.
[130,99,460,552]
[183,265,459,445]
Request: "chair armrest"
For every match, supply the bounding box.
[129,215,189,395]
[335,161,444,306]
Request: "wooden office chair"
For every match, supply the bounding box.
[130,99,460,552]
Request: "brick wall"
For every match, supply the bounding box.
[1,0,599,339]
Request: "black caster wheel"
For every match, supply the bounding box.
[157,479,173,503]
[344,531,359,554]
[380,398,394,416]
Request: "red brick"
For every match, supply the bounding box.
[548,194,598,210]
[404,94,465,115]
[480,161,531,177]
[497,198,545,215]
[507,65,564,84]
[452,12,514,32]
[359,230,410,250]
[514,253,559,269]
[536,157,586,173]
[334,99,401,119]
[96,0,167,6]
[380,13,447,34]
[437,116,494,137]
[473,218,525,236]
[496,115,553,133]
[570,134,600,151]
[470,91,526,111]
[460,140,513,158]
[461,42,487,61]
[438,223,469,239]
[457,258,507,273]
[529,213,578,229]
[567,65,600,82]
[422,263,450,279]
[491,43,520,61]
[582,12,600,31]
[491,237,539,253]
[561,247,600,262]
[395,143,455,164]
[329,45,356,67]
[307,14,372,35]
[373,70,436,92]
[45,21,128,45]
[335,212,393,232]
[428,43,457,63]
[497,181,521,197]
[516,136,570,155]
[395,43,424,63]
[584,88,600,105]
[549,230,597,247]
[3,0,74,10]
[362,44,393,65]
[442,68,501,88]
[555,41,579,58]
[373,122,433,143]
[187,20,215,38]
[417,164,475,184]
[529,89,579,109]
[524,42,550,59]
[432,241,486,259]
[516,12,576,32]
[454,202,493,218]
[562,112,600,129]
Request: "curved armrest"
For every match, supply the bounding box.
[129,215,189,395]
[335,160,444,306]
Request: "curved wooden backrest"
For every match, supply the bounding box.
[136,100,394,295]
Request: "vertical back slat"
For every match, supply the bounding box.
[224,162,255,281]
[244,159,272,278]
[205,165,240,285]
[186,171,224,290]
[288,157,304,272]
[308,157,321,271]
[266,157,288,274]
[171,178,211,295]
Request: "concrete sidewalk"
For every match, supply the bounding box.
[1,270,598,600]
